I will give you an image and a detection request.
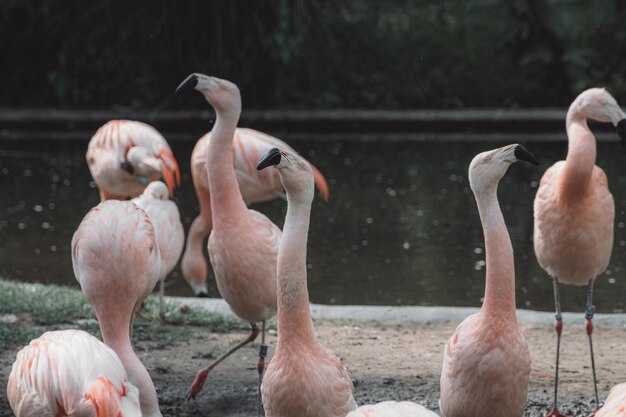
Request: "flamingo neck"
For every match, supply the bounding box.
[100,322,162,417]
[206,113,247,226]
[561,109,596,198]
[475,187,516,320]
[276,192,317,347]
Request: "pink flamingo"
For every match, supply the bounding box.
[72,200,163,417]
[7,329,141,417]
[440,144,537,417]
[132,181,185,317]
[87,120,181,201]
[594,383,626,417]
[347,401,439,417]
[256,147,356,417]
[181,127,329,296]
[175,73,280,407]
[533,88,626,417]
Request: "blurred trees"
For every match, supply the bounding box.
[1,0,625,110]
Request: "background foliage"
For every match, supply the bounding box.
[1,0,625,110]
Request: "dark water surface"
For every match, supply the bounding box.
[1,135,626,313]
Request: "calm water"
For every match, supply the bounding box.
[1,136,626,313]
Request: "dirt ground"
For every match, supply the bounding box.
[1,318,625,417]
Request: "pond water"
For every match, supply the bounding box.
[1,135,626,313]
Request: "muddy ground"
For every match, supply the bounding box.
[1,318,624,417]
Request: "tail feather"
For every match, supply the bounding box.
[84,377,141,417]
[158,147,181,197]
[311,164,330,202]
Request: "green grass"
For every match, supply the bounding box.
[0,279,243,352]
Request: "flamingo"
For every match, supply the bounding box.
[6,329,141,417]
[594,383,626,417]
[175,73,280,409]
[256,147,356,417]
[87,120,181,201]
[181,127,329,296]
[439,144,537,417]
[347,401,439,417]
[72,200,163,417]
[533,88,626,417]
[132,181,185,317]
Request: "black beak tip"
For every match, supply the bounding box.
[175,74,198,96]
[120,161,134,174]
[257,148,282,170]
[617,119,626,147]
[514,145,539,165]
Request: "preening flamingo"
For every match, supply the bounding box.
[132,181,185,317]
[594,383,626,417]
[181,127,329,297]
[439,144,537,417]
[175,73,280,409]
[256,147,356,417]
[72,200,163,417]
[533,88,626,417]
[87,120,181,201]
[7,329,141,417]
[347,401,438,417]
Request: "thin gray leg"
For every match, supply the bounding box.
[585,279,599,409]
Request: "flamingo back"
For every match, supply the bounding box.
[347,401,438,417]
[7,329,141,417]
[191,127,329,203]
[87,120,181,199]
[595,383,626,417]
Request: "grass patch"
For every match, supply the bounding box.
[0,279,243,353]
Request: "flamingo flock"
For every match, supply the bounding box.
[5,75,626,417]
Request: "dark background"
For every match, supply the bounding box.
[2,0,625,110]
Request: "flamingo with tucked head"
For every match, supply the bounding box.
[256,147,356,417]
[347,401,438,417]
[181,126,329,297]
[593,383,626,417]
[175,73,280,413]
[7,329,141,417]
[87,120,180,201]
[72,200,163,417]
[533,88,626,417]
[132,181,185,317]
[439,144,537,417]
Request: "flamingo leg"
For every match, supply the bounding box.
[159,279,165,319]
[585,279,600,410]
[187,323,259,400]
[546,278,571,417]
[257,320,268,417]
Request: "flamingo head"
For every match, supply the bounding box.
[175,73,241,116]
[469,144,538,195]
[141,181,170,201]
[573,88,626,144]
[257,147,315,201]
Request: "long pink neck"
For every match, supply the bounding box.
[476,187,516,320]
[206,113,247,227]
[276,192,317,347]
[98,313,162,417]
[561,108,596,197]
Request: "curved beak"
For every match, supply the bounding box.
[257,148,282,170]
[617,119,626,147]
[514,145,539,165]
[175,74,198,95]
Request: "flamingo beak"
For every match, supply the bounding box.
[257,148,282,170]
[120,160,134,174]
[175,74,198,95]
[617,119,626,147]
[514,145,539,165]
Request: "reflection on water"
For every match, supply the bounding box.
[1,136,626,313]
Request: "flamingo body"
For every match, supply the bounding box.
[87,120,180,200]
[257,147,356,417]
[72,200,163,417]
[347,401,438,417]
[595,383,626,417]
[181,127,328,296]
[439,145,535,417]
[7,329,141,417]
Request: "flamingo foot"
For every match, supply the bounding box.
[545,408,571,417]
[186,368,209,401]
